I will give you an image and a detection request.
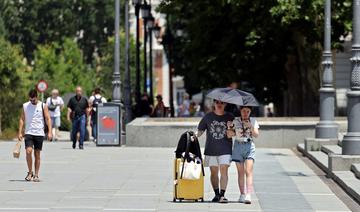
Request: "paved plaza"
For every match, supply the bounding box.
[0,141,354,211]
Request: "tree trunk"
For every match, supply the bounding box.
[284,31,321,116]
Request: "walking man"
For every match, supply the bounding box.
[195,99,234,203]
[46,89,64,141]
[89,87,107,142]
[18,89,52,182]
[67,86,88,149]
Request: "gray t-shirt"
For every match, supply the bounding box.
[198,112,234,156]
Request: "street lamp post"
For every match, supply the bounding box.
[112,0,121,103]
[342,0,360,155]
[141,2,151,95]
[147,15,155,104]
[132,0,142,106]
[315,0,338,138]
[164,27,175,117]
[124,0,132,124]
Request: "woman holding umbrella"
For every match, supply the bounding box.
[227,106,259,204]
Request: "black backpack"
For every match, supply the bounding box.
[92,96,102,111]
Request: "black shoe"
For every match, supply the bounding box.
[219,196,228,203]
[79,145,84,149]
[72,143,76,149]
[211,195,220,202]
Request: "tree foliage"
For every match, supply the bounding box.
[158,0,352,116]
[0,1,139,134]
[0,0,121,63]
[32,38,94,95]
[0,37,28,132]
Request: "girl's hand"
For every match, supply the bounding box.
[243,120,252,128]
[227,121,234,129]
[226,129,235,138]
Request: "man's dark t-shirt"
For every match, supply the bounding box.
[198,112,234,156]
[67,96,88,118]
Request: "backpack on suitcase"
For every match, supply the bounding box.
[173,131,205,202]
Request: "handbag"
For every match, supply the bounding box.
[179,157,202,180]
[48,98,57,111]
[13,141,21,158]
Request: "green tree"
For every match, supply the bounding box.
[158,0,352,116]
[32,38,95,95]
[0,0,124,63]
[0,37,28,134]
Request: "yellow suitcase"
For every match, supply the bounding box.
[173,158,204,202]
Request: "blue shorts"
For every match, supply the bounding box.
[232,141,255,163]
[51,116,61,128]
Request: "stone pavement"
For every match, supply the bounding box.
[0,141,352,211]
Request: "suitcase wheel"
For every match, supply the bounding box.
[179,199,183,202]
[173,198,176,202]
[195,199,198,202]
[201,198,204,202]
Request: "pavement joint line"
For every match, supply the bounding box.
[209,210,262,212]
[104,209,156,211]
[0,208,49,210]
[315,211,351,212]
[64,196,109,199]
[113,193,159,196]
[51,207,103,210]
[255,192,335,196]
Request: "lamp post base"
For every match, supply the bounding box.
[342,90,360,155]
[342,133,360,155]
[315,121,339,139]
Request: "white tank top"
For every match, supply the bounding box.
[23,101,45,136]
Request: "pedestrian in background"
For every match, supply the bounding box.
[135,93,153,117]
[18,89,52,182]
[67,86,88,149]
[151,94,167,117]
[89,87,107,142]
[46,89,64,141]
[178,93,190,117]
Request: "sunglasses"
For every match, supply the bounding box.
[214,100,225,105]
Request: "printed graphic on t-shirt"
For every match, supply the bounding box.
[209,120,226,140]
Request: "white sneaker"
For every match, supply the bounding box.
[239,194,246,203]
[244,194,251,204]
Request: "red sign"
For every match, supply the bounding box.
[101,116,116,130]
[36,80,48,92]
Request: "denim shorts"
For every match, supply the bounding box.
[51,116,61,128]
[232,141,255,163]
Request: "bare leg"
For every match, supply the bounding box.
[236,162,246,194]
[219,164,229,190]
[210,166,219,190]
[52,128,56,141]
[245,159,254,193]
[34,150,41,177]
[26,147,33,173]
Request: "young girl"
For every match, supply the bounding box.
[227,106,259,204]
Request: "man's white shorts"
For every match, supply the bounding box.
[204,154,231,167]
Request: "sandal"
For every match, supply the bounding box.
[25,171,33,181]
[33,175,40,182]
